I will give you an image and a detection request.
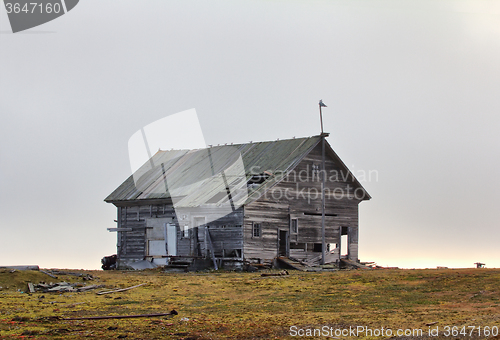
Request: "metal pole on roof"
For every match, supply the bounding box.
[319,100,327,265]
[319,100,325,134]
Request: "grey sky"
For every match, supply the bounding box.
[1,0,499,269]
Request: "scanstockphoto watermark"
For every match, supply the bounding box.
[290,326,424,338]
[289,325,499,338]
[260,183,369,202]
[248,164,379,184]
[3,0,79,33]
[248,164,378,202]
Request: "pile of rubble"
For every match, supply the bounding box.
[25,270,104,293]
[31,282,105,293]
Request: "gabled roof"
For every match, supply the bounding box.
[105,135,370,205]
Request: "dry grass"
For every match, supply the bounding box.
[0,268,499,339]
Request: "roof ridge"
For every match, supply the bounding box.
[156,135,321,153]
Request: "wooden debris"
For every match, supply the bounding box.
[30,282,103,293]
[77,284,104,292]
[277,257,310,271]
[96,283,147,295]
[261,270,289,277]
[63,310,178,321]
[40,270,58,279]
[27,282,35,294]
[341,258,372,270]
[47,270,94,280]
[48,283,76,292]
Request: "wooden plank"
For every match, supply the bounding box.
[27,282,35,293]
[277,257,318,272]
[107,228,133,232]
[96,283,147,295]
[205,227,218,270]
[341,258,371,270]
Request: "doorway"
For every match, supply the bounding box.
[340,226,349,258]
[278,230,289,257]
[166,223,177,256]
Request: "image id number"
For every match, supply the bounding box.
[5,2,62,14]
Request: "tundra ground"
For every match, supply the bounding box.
[0,268,499,339]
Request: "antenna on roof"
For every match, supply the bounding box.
[318,99,328,266]
[319,99,327,134]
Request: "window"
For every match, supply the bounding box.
[313,243,323,252]
[252,222,262,237]
[183,225,189,238]
[290,218,298,234]
[311,164,320,181]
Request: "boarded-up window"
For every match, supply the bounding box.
[252,222,261,237]
[290,218,298,234]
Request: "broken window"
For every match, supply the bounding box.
[313,243,323,252]
[311,164,320,181]
[247,172,272,185]
[290,242,306,249]
[252,222,262,238]
[304,212,337,217]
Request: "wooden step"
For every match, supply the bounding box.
[277,257,313,272]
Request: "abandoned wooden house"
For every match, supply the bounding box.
[104,135,371,270]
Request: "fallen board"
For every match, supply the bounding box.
[341,258,372,270]
[277,257,319,272]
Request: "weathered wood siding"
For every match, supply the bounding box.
[114,203,244,263]
[116,203,177,260]
[244,143,362,262]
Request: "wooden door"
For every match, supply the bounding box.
[166,223,177,256]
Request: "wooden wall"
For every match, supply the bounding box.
[113,203,244,265]
[115,203,177,260]
[244,142,362,262]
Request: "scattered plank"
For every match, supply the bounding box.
[277,257,310,271]
[107,228,133,232]
[341,258,372,270]
[27,282,35,293]
[40,270,58,279]
[63,310,178,321]
[261,270,289,277]
[96,283,147,295]
[77,284,105,292]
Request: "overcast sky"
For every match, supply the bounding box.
[1,0,499,269]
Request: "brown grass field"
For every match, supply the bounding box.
[0,268,499,339]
